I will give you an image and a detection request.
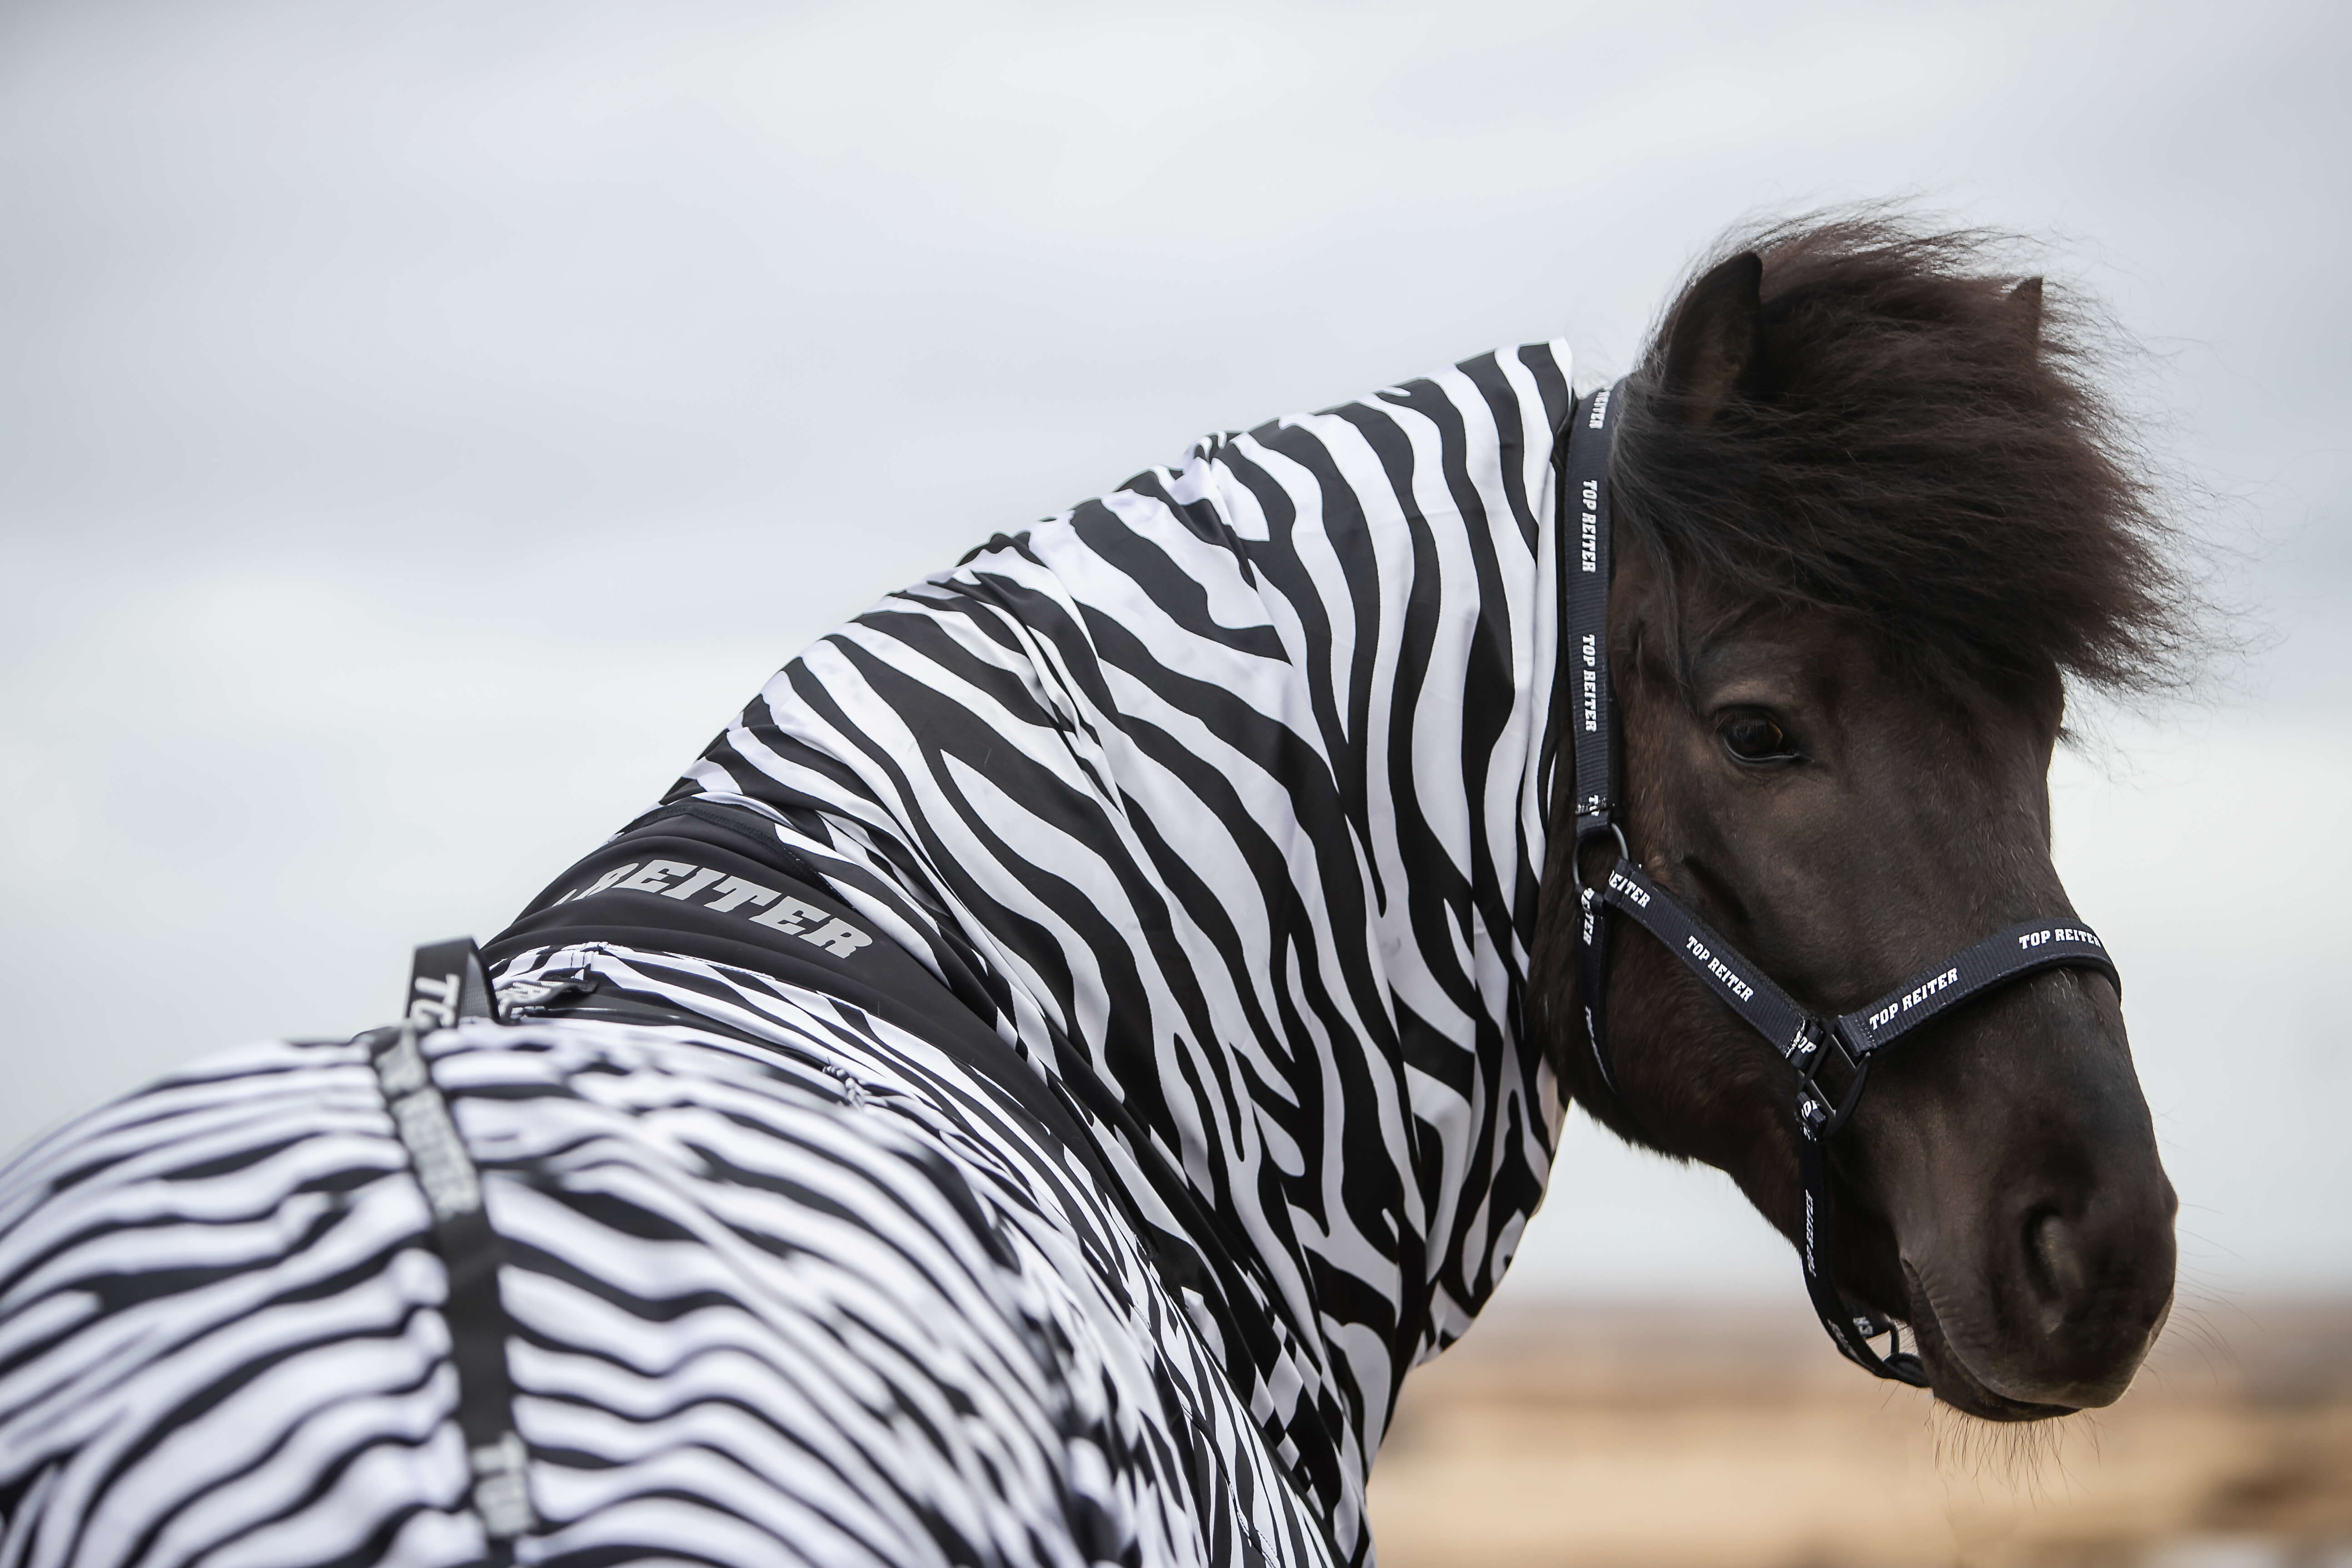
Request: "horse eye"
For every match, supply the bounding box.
[1719,714,1793,763]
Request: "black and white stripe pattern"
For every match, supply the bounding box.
[0,343,1578,1566]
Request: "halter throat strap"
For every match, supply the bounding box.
[1551,383,2122,1388]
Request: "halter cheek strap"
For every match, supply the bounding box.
[1552,385,2122,1387]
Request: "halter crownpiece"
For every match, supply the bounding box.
[1553,382,2123,1387]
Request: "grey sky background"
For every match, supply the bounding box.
[2,0,2345,1317]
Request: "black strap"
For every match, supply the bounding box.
[1556,385,1628,1102]
[1836,921,2120,1059]
[365,939,536,1553]
[1561,385,1623,830]
[408,936,499,1028]
[1553,382,2123,1388]
[1593,866,2123,1114]
[1592,859,1816,1061]
[1588,861,2121,1382]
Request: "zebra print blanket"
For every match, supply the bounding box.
[0,344,1578,1567]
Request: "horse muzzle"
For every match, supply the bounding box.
[1875,981,2181,1419]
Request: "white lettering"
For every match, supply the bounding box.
[1706,955,1756,1004]
[470,1433,535,1538]
[387,1088,480,1220]
[570,864,639,902]
[705,876,778,913]
[1678,935,1755,1002]
[750,895,829,934]
[1899,967,1961,1012]
[375,1029,430,1097]
[1864,965,1964,1034]
[2016,925,2102,951]
[660,866,727,901]
[615,860,694,894]
[408,973,459,1031]
[1607,868,1651,908]
[1579,478,1600,574]
[545,861,878,962]
[800,918,872,957]
[1587,386,1612,429]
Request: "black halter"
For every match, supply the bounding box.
[1553,383,2122,1386]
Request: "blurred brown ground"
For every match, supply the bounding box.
[1367,1298,2352,1568]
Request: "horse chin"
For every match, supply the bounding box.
[1900,1262,2086,1423]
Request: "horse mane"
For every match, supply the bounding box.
[1609,211,2198,699]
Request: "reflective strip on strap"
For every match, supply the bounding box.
[367,939,538,1552]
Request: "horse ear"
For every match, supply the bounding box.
[2008,276,2044,354]
[1660,251,1765,425]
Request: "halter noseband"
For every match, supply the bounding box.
[1553,383,2122,1387]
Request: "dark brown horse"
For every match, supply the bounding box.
[1530,218,2189,1421]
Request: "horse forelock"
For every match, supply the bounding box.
[1609,210,2202,704]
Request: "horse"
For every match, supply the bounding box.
[0,214,2187,1568]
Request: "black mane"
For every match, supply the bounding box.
[1611,213,2196,698]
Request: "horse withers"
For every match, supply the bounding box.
[0,215,2194,1566]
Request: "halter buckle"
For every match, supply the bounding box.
[1793,1018,1875,1141]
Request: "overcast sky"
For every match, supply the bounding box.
[1,0,2345,1319]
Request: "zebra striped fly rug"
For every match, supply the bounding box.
[1,345,1579,1568]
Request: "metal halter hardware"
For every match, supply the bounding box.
[1552,383,2124,1388]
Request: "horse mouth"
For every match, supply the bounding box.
[1900,1261,2082,1423]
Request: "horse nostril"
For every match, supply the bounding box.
[1976,1174,2177,1408]
[2026,1207,2090,1318]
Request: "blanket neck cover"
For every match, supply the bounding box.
[567,342,1575,1538]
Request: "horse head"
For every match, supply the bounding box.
[1531,220,2188,1421]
